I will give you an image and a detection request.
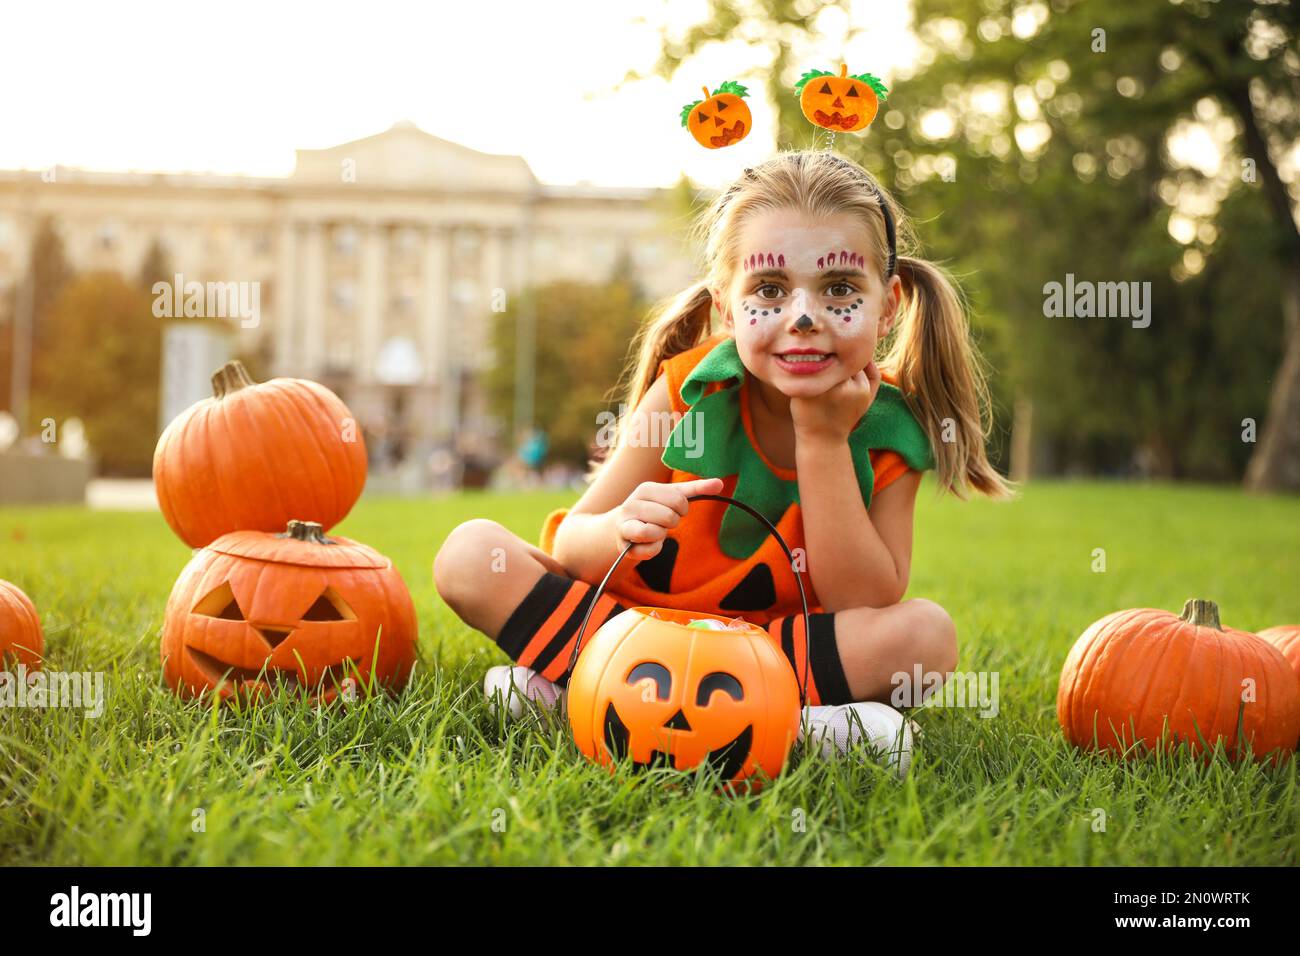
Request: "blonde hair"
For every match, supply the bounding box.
[594,149,1011,498]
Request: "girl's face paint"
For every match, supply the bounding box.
[718,208,900,399]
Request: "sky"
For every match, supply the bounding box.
[0,0,917,190]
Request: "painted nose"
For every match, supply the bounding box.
[832,96,844,108]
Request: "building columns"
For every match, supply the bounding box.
[421,225,452,439]
[358,222,384,384]
[273,220,298,377]
[300,222,327,377]
[477,227,509,370]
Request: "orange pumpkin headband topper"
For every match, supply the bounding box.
[681,80,752,149]
[795,63,888,134]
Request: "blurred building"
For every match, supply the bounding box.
[0,122,696,481]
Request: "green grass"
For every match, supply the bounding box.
[1,481,1298,865]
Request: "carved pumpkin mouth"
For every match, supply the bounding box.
[185,645,353,694]
[710,120,745,147]
[813,109,859,130]
[602,701,752,779]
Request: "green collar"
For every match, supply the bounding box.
[662,336,935,559]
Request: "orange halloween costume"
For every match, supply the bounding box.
[495,332,936,705]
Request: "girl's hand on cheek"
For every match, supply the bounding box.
[791,360,881,444]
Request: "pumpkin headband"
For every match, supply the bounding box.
[682,64,889,150]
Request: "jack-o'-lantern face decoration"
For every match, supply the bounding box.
[795,64,888,133]
[567,607,800,790]
[681,80,752,149]
[161,520,417,703]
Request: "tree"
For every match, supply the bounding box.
[137,236,173,291]
[487,279,648,467]
[33,272,160,475]
[1,216,73,430]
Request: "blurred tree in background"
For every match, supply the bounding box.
[136,237,172,292]
[650,0,1299,486]
[488,278,647,468]
[0,218,73,430]
[32,272,160,475]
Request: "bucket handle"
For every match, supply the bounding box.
[565,493,812,708]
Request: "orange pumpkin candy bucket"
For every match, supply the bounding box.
[565,494,807,791]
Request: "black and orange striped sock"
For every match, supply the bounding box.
[765,611,851,706]
[494,571,630,686]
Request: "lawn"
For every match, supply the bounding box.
[1,481,1297,866]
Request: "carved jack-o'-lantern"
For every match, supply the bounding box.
[795,64,888,133]
[161,520,417,702]
[681,81,752,149]
[568,607,801,789]
[0,579,43,670]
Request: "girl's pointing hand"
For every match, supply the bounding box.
[613,477,725,562]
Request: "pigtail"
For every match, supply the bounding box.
[584,280,714,482]
[620,280,714,415]
[885,256,1012,499]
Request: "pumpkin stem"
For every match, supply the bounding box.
[839,63,848,77]
[211,360,256,398]
[279,520,334,545]
[1179,598,1222,630]
[702,85,710,99]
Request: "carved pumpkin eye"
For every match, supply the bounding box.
[193,582,245,621]
[696,672,744,706]
[818,81,832,95]
[696,110,710,123]
[846,85,859,97]
[301,587,355,622]
[626,662,672,701]
[715,99,728,111]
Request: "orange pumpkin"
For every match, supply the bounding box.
[161,520,416,703]
[795,64,888,133]
[153,360,368,548]
[681,81,752,149]
[0,580,43,670]
[1057,599,1300,763]
[1258,625,1300,682]
[567,606,801,790]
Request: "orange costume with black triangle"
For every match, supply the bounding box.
[537,332,935,626]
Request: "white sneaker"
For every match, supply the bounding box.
[483,665,565,720]
[799,702,920,778]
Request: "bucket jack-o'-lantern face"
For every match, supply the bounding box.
[795,64,888,133]
[568,607,800,789]
[161,520,417,703]
[681,80,752,149]
[602,661,753,779]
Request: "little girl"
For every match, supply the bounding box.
[434,150,1009,763]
